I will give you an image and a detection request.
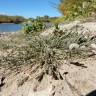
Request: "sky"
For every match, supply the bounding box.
[0,0,61,18]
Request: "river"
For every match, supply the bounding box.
[0,23,22,32]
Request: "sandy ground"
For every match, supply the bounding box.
[41,21,96,37]
[1,21,96,96]
[0,57,96,96]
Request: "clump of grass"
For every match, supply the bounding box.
[0,25,96,80]
[0,35,63,79]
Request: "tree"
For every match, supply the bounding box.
[58,0,96,20]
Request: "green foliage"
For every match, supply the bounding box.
[27,16,58,24]
[54,23,59,30]
[54,17,65,24]
[23,20,46,34]
[58,0,96,21]
[35,16,58,23]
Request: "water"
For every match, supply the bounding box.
[0,23,22,32]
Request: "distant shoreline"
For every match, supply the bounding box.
[0,23,22,24]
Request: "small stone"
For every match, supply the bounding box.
[69,43,79,50]
[90,43,96,50]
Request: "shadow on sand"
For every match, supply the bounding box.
[86,90,96,96]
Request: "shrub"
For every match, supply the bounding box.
[23,20,46,34]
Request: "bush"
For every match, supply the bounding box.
[23,20,46,34]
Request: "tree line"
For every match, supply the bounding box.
[0,15,25,23]
[0,15,58,24]
[28,15,58,23]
